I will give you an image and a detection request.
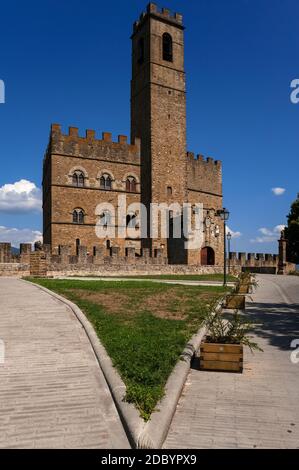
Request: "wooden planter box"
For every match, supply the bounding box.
[225,294,246,309]
[200,342,243,373]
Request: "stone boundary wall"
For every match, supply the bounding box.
[0,243,296,277]
[228,251,296,275]
[48,264,223,277]
[0,263,30,278]
[229,252,278,271]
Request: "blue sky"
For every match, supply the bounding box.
[0,0,298,252]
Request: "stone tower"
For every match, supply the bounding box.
[42,2,224,267]
[131,3,187,258]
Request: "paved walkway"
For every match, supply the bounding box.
[0,278,129,449]
[165,274,299,449]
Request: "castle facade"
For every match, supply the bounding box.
[43,3,224,266]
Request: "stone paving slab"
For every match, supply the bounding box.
[164,274,299,449]
[0,278,130,449]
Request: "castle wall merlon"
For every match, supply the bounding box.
[102,132,112,142]
[51,123,61,133]
[118,135,128,144]
[147,3,158,13]
[186,151,194,160]
[69,127,79,137]
[86,129,95,140]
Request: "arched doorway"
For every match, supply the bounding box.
[201,246,215,266]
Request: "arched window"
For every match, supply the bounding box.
[100,173,112,190]
[99,210,111,227]
[72,171,85,187]
[138,37,144,64]
[162,33,173,62]
[72,209,85,224]
[126,176,137,193]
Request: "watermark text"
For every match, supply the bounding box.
[0,79,5,104]
[95,197,208,250]
[290,339,299,364]
[290,79,299,104]
[0,339,5,364]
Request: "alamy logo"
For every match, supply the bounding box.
[290,79,299,104]
[0,79,5,104]
[94,196,205,250]
[0,339,5,364]
[290,339,299,364]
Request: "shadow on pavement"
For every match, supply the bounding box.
[246,301,299,351]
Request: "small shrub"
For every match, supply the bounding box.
[204,310,263,353]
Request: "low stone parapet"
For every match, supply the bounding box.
[0,263,30,278]
[47,264,224,277]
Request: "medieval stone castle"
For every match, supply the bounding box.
[42,3,224,267]
[1,3,293,277]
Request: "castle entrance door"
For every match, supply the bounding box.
[201,246,215,265]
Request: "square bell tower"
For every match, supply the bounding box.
[131,3,187,258]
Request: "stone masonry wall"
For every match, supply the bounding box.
[43,124,141,254]
[1,242,295,277]
[187,154,223,266]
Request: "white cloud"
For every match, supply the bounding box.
[226,225,242,238]
[250,236,275,243]
[0,179,42,213]
[0,226,42,248]
[274,224,286,233]
[271,187,286,196]
[259,227,272,236]
[250,224,285,243]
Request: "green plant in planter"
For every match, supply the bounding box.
[235,272,258,294]
[204,310,263,352]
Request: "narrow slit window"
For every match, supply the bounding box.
[138,37,145,64]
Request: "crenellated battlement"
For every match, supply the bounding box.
[47,124,141,163]
[186,151,221,168]
[133,3,183,35]
[227,251,290,274]
[229,252,279,263]
[50,123,140,150]
[0,243,296,277]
